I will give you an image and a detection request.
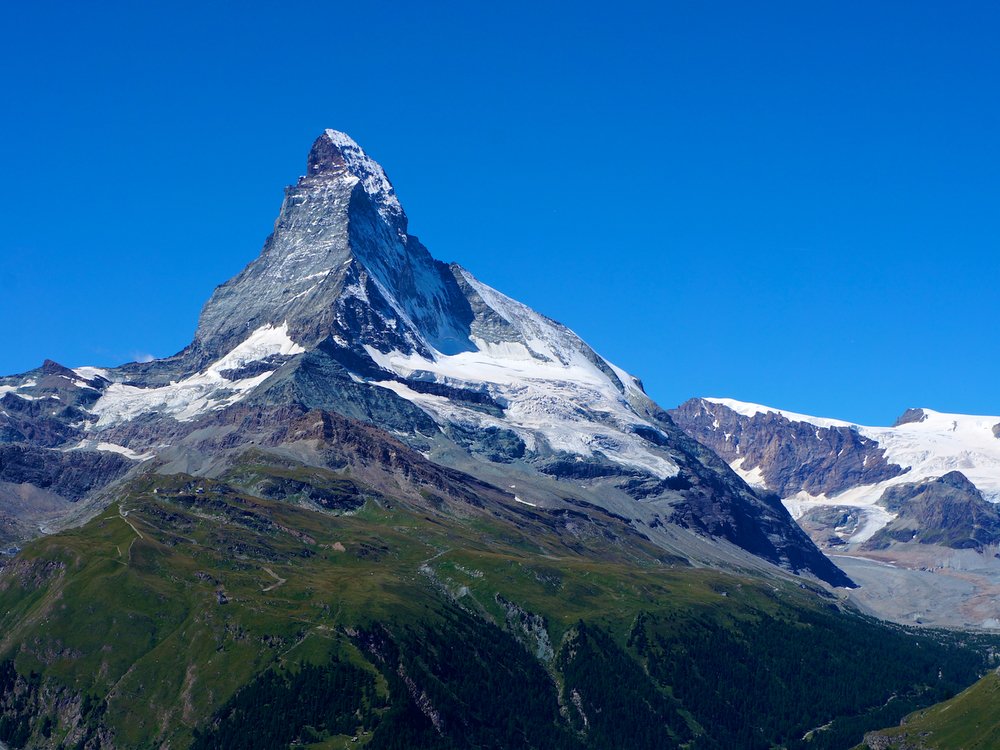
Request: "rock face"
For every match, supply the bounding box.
[670,398,904,498]
[0,446,132,502]
[671,397,1000,554]
[192,131,474,366]
[865,471,1000,552]
[0,362,138,540]
[0,131,852,588]
[894,408,928,427]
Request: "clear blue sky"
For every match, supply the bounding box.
[2,1,998,425]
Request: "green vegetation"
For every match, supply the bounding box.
[631,607,988,750]
[558,621,691,748]
[858,670,1000,750]
[0,456,997,749]
[191,655,383,750]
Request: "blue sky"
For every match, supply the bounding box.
[2,1,998,425]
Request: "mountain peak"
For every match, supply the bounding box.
[305,129,403,227]
[893,407,928,426]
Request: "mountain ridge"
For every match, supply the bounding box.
[672,396,1000,628]
[0,130,850,587]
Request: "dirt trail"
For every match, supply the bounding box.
[119,506,144,561]
[262,566,286,592]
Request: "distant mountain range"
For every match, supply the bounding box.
[672,398,1000,551]
[672,397,1000,630]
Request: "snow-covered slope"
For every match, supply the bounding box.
[90,323,304,426]
[673,398,1000,545]
[708,399,1000,500]
[364,268,678,478]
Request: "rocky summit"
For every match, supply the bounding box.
[0,130,849,587]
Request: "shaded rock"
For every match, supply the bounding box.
[670,398,906,497]
[894,408,928,427]
[865,471,1000,552]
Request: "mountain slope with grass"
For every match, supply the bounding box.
[858,670,1000,750]
[0,452,994,750]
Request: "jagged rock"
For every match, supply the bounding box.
[671,397,1000,559]
[865,471,1000,551]
[670,398,905,497]
[894,408,928,426]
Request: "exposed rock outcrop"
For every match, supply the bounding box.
[670,398,905,498]
[865,471,1000,551]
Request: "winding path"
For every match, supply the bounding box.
[119,506,144,561]
[262,566,286,592]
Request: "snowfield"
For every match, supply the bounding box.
[364,269,680,478]
[708,398,1000,543]
[89,323,304,427]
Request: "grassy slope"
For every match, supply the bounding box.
[0,461,996,749]
[859,671,1000,750]
[0,469,730,747]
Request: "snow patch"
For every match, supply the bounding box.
[703,397,854,429]
[89,323,303,427]
[73,367,112,382]
[323,130,403,225]
[212,322,305,371]
[363,271,680,478]
[69,440,153,461]
[783,489,897,545]
[729,459,767,489]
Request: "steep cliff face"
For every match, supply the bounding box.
[864,471,1000,552]
[193,130,474,364]
[670,397,905,498]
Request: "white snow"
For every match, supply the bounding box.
[729,458,767,489]
[364,270,681,479]
[54,373,100,390]
[703,397,854,429]
[73,367,111,381]
[212,322,305,371]
[714,398,1000,543]
[68,440,153,461]
[322,130,403,225]
[859,409,1000,501]
[783,489,898,545]
[89,323,304,427]
[0,379,39,398]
